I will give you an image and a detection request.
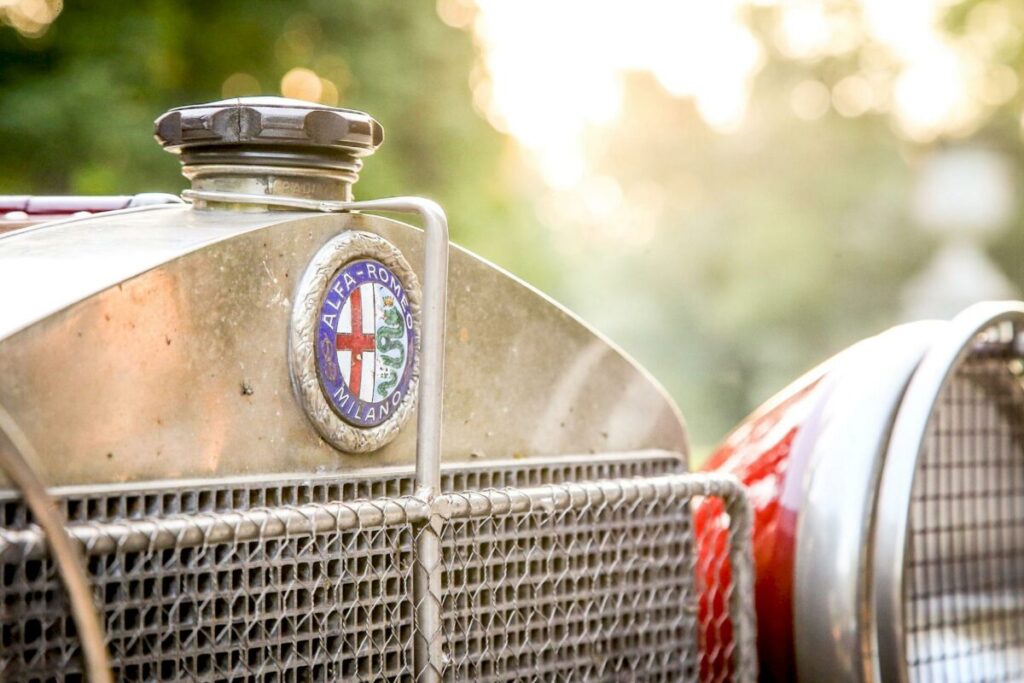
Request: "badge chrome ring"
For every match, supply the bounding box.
[290,230,421,453]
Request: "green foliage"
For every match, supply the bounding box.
[0,1,547,280]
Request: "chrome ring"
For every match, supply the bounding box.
[872,301,1024,683]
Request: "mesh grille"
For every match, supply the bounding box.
[0,455,754,682]
[15,524,416,680]
[439,486,698,681]
[905,352,1024,681]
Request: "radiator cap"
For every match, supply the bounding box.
[154,97,384,202]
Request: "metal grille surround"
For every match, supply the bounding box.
[0,456,755,682]
[905,350,1024,681]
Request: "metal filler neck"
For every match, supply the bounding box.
[154,97,384,207]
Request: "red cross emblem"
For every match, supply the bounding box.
[335,287,376,398]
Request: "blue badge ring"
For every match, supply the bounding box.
[290,230,421,453]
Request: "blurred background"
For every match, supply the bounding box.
[1,0,1022,458]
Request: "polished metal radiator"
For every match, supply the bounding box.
[0,455,755,682]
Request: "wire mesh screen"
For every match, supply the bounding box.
[0,461,755,682]
[440,498,696,681]
[1,501,422,681]
[905,349,1024,682]
[429,477,755,682]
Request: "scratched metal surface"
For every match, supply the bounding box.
[0,207,686,486]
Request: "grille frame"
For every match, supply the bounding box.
[0,453,757,682]
[873,302,1024,683]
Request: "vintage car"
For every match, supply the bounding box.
[0,97,756,682]
[1,97,1020,683]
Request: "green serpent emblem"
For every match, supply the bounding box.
[376,305,406,396]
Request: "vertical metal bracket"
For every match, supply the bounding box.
[336,198,449,682]
[721,479,758,681]
[183,188,452,680]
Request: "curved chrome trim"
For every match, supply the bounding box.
[872,301,1024,683]
[793,321,943,683]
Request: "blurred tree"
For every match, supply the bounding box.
[454,0,1024,450]
[0,0,554,283]
[557,70,936,444]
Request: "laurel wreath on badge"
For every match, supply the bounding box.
[290,230,421,453]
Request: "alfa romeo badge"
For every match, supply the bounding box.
[291,231,420,452]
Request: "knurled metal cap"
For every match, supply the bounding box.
[153,97,384,172]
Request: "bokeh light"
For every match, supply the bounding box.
[790,80,831,120]
[0,0,61,37]
[441,0,1024,450]
[281,67,323,103]
[470,0,765,190]
[463,0,1022,184]
[221,73,262,99]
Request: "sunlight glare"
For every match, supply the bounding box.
[458,0,1007,247]
[893,44,973,140]
[472,0,763,189]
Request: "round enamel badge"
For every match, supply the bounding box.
[291,231,420,453]
[316,259,416,426]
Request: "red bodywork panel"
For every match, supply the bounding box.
[699,373,824,682]
[0,195,137,215]
[0,195,179,234]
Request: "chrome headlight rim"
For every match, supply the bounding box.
[793,320,943,683]
[872,301,1024,683]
